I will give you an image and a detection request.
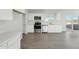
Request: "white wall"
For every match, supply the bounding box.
[25,10,29,34]
[0,11,23,34]
[0,9,13,20]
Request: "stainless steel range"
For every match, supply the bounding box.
[34,22,41,33]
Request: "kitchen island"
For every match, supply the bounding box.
[0,32,22,49]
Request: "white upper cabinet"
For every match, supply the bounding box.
[28,14,34,20]
[0,9,13,20]
[14,9,26,14]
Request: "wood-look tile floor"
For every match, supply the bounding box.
[21,31,79,49]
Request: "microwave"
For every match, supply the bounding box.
[34,16,41,20]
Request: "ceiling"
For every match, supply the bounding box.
[28,9,62,13]
[28,9,79,14]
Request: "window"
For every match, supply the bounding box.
[64,16,78,20]
[46,16,55,21]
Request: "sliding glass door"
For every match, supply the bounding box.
[73,19,79,30]
[65,16,79,31]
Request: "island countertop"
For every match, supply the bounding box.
[0,32,22,45]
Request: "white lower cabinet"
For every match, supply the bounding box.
[0,36,21,49]
[28,25,34,33]
[8,39,20,49]
[0,42,8,49]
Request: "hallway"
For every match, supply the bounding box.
[21,31,79,49]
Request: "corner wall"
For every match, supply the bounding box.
[25,10,29,34]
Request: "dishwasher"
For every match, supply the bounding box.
[42,25,48,32]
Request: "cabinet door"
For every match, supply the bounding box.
[28,25,34,33]
[28,14,34,20]
[0,9,13,20]
[0,42,7,49]
[8,39,20,49]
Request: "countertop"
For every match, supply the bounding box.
[0,32,22,45]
